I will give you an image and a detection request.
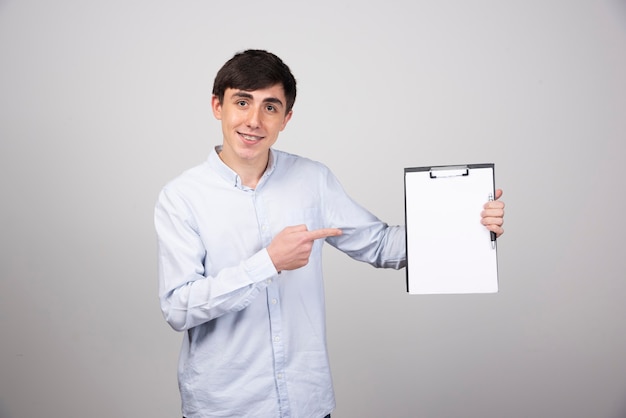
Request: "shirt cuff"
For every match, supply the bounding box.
[243,249,279,283]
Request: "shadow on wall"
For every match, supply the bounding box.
[608,0,626,35]
[619,398,626,418]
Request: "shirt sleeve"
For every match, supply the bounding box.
[320,167,407,269]
[155,187,277,332]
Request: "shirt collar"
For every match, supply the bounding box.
[208,146,277,190]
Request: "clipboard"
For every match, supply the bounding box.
[404,163,498,294]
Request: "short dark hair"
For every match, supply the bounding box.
[212,49,297,113]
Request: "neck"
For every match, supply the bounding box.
[238,166,264,189]
[217,148,269,189]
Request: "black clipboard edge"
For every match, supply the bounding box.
[404,163,494,174]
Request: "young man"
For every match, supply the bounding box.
[155,49,505,418]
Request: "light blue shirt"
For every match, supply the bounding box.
[155,147,406,418]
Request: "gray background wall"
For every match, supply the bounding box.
[1,0,625,417]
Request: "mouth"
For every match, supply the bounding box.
[238,132,264,142]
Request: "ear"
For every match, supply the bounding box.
[211,95,222,120]
[280,110,293,131]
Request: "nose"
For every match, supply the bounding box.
[246,106,261,128]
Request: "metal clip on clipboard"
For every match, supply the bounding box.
[429,165,469,179]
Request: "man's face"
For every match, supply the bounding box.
[212,84,292,172]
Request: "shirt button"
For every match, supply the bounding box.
[271,298,277,305]
[277,373,283,379]
[274,336,280,343]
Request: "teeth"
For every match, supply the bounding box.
[242,134,261,141]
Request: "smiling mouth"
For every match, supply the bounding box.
[239,132,263,141]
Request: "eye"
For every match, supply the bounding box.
[236,100,247,107]
[266,104,276,112]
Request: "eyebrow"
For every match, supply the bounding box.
[232,91,284,108]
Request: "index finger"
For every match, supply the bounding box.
[307,228,343,241]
